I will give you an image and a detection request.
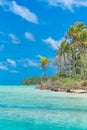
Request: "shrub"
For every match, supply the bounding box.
[81,80,87,86]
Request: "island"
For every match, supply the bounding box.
[23,21,87,93]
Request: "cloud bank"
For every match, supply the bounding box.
[43,0,87,11]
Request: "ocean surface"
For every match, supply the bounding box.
[0,85,87,130]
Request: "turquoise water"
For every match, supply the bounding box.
[0,86,87,130]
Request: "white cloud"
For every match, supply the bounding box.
[0,0,38,24]
[0,65,8,70]
[27,59,38,67]
[43,37,65,50]
[8,33,20,44]
[10,70,19,73]
[36,54,43,58]
[43,37,59,50]
[43,0,87,11]
[18,58,38,67]
[0,60,18,72]
[25,32,35,41]
[0,62,8,71]
[7,58,16,67]
[0,32,20,44]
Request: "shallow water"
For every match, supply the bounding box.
[0,85,87,130]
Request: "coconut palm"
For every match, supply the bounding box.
[55,40,70,76]
[66,22,87,77]
[56,40,69,62]
[55,22,87,79]
[40,57,49,77]
[77,29,87,80]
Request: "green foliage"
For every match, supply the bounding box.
[40,57,50,77]
[57,71,66,78]
[81,80,87,86]
[55,21,87,80]
[23,77,47,85]
[23,76,57,85]
[23,21,87,89]
[53,77,81,88]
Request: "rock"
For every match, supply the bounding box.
[51,87,58,92]
[66,88,71,93]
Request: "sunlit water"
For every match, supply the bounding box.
[0,85,87,130]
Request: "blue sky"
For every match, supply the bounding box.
[0,0,87,85]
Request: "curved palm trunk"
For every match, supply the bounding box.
[72,53,76,77]
[80,54,85,80]
[81,63,85,80]
[63,53,67,77]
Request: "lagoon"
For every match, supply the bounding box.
[0,86,87,130]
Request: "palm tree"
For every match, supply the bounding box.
[54,21,87,80]
[66,22,87,78]
[55,40,69,75]
[78,29,87,80]
[40,57,49,77]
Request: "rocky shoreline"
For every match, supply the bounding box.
[36,80,87,94]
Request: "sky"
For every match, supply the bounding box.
[0,0,87,85]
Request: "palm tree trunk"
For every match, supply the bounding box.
[81,62,85,80]
[72,53,76,77]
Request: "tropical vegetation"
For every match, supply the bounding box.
[55,22,87,80]
[23,21,87,89]
[40,57,49,77]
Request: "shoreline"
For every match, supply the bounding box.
[36,89,87,97]
[36,85,87,94]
